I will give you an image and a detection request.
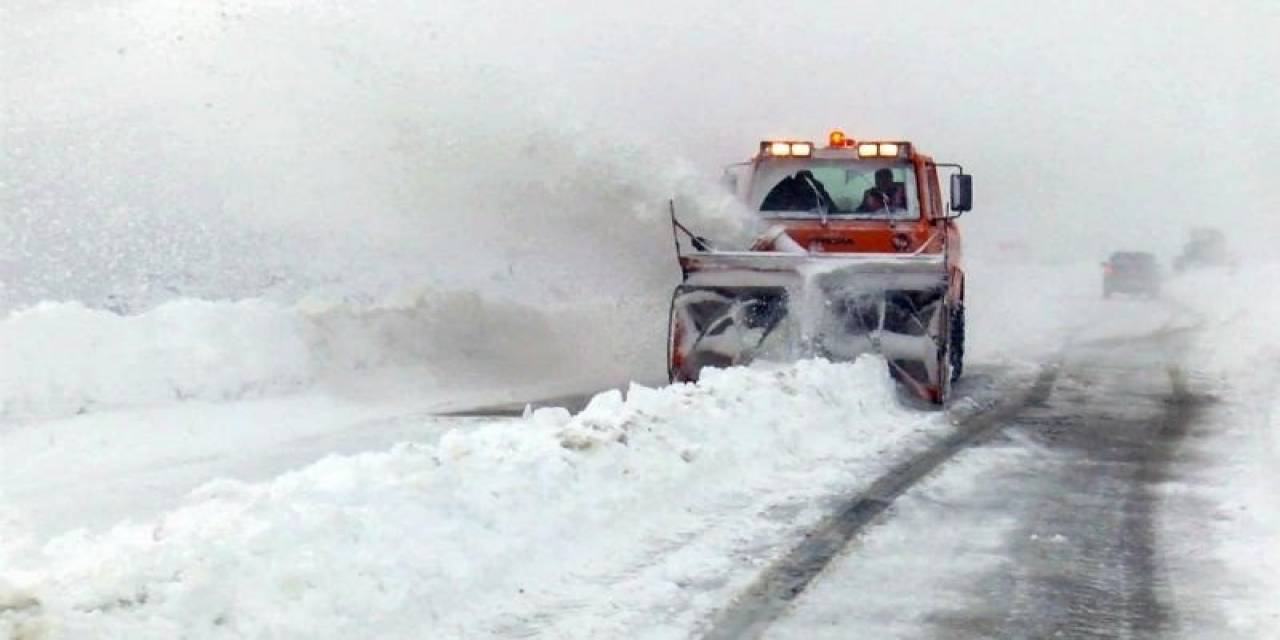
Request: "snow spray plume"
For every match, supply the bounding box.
[1,0,754,312]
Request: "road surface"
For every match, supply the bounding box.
[707,322,1230,639]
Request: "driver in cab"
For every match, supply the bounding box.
[856,168,907,213]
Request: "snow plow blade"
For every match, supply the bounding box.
[668,251,953,402]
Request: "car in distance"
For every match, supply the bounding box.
[1173,228,1232,272]
[1103,251,1160,298]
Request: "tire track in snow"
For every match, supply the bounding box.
[699,361,1063,640]
[928,348,1207,638]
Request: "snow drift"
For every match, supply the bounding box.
[0,357,944,639]
[0,300,312,418]
[0,290,664,420]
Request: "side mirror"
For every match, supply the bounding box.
[950,173,973,213]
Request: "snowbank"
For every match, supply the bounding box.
[0,300,312,418]
[0,357,943,639]
[0,290,663,420]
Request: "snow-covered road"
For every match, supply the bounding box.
[753,269,1280,639]
[763,320,1204,638]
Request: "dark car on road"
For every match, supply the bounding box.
[1173,227,1232,272]
[1103,252,1160,298]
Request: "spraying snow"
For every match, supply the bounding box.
[1,0,754,316]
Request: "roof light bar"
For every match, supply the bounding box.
[856,142,904,158]
[759,140,814,158]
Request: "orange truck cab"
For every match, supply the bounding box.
[668,130,973,403]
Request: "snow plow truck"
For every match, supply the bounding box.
[667,130,972,403]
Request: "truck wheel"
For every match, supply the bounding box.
[949,304,964,383]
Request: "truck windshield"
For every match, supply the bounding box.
[752,160,918,220]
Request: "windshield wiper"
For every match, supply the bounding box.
[799,173,830,224]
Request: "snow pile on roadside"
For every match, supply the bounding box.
[0,300,312,418]
[0,289,662,420]
[0,357,941,639]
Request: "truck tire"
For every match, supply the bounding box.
[949,304,964,383]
